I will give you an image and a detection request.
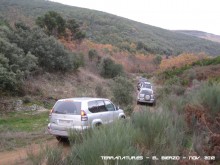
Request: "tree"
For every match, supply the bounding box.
[153,55,162,65]
[88,49,98,61]
[99,57,124,78]
[111,76,134,106]
[36,11,66,37]
[36,12,85,41]
[67,19,86,41]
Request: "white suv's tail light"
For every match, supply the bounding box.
[139,94,145,98]
[49,108,54,116]
[81,110,88,121]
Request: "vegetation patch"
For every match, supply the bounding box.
[0,111,48,132]
[0,111,50,151]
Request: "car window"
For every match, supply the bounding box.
[140,90,152,95]
[88,101,99,113]
[104,100,115,111]
[54,101,81,115]
[97,100,108,112]
[143,84,152,89]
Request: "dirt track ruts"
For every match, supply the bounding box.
[0,139,70,165]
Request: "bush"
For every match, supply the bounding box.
[88,49,98,61]
[65,121,139,165]
[111,76,134,107]
[36,11,66,37]
[99,57,124,78]
[74,52,85,69]
[46,147,64,165]
[9,23,81,72]
[132,109,186,158]
[68,130,87,144]
[188,82,220,116]
[0,66,18,92]
[124,104,134,116]
[0,21,84,94]
[95,84,107,98]
[159,76,185,96]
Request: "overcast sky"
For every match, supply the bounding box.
[50,0,220,35]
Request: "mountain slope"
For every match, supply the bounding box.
[1,0,220,56]
[175,30,220,43]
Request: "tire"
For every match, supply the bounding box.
[95,123,102,129]
[56,136,68,142]
[144,95,151,101]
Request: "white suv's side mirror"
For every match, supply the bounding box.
[116,106,120,110]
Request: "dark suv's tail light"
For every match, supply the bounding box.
[81,110,88,121]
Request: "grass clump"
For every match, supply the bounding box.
[0,111,48,132]
[132,110,186,157]
[46,147,64,165]
[65,121,140,165]
[26,145,65,165]
[187,82,220,116]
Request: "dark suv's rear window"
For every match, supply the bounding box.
[53,101,81,115]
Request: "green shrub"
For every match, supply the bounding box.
[88,49,98,61]
[9,23,81,72]
[23,95,32,104]
[27,145,65,165]
[0,66,18,92]
[111,76,134,107]
[95,84,107,98]
[124,104,134,116]
[193,56,220,66]
[46,147,64,165]
[36,11,66,37]
[74,52,85,69]
[188,82,220,116]
[132,110,186,157]
[68,130,86,144]
[99,57,124,78]
[153,54,162,65]
[0,21,83,94]
[65,121,139,165]
[26,145,46,165]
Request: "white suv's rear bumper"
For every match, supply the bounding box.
[137,98,155,103]
[48,123,89,137]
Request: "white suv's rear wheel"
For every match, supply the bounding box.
[56,136,68,142]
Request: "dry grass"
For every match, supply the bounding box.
[183,64,220,81]
[0,131,52,152]
[23,68,110,100]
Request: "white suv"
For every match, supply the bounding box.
[48,97,125,141]
[137,88,155,105]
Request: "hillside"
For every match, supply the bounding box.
[1,0,220,56]
[175,30,220,43]
[0,1,220,163]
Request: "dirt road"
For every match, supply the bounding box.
[0,139,70,165]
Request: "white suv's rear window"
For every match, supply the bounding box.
[140,90,152,95]
[53,101,81,115]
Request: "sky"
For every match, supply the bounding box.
[50,0,220,35]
